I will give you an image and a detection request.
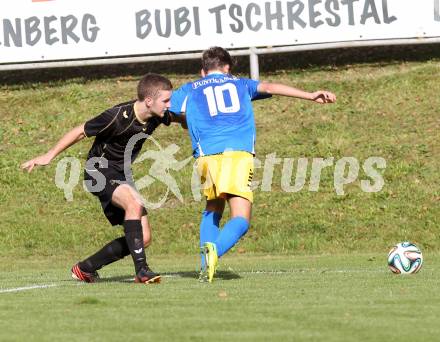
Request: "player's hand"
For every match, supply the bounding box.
[311,91,336,104]
[21,154,52,173]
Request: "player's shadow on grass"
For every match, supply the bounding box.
[167,270,241,281]
[95,275,135,283]
[92,270,241,283]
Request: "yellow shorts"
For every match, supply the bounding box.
[196,151,254,203]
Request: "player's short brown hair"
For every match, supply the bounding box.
[137,73,172,100]
[202,47,234,73]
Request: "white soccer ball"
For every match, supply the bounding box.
[387,242,423,274]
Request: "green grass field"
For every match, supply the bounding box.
[1,54,439,340]
[1,60,439,256]
[1,254,439,341]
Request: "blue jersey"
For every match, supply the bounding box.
[170,73,261,158]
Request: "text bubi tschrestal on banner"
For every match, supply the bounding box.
[0,0,439,64]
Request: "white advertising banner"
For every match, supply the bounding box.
[0,0,439,64]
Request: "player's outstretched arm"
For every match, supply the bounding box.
[257,82,336,104]
[21,124,86,173]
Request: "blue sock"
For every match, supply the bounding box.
[200,210,222,268]
[214,216,249,257]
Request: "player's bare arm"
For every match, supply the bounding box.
[21,123,86,173]
[257,82,336,104]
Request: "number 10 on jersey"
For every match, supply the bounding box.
[203,83,241,117]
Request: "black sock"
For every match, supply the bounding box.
[123,219,147,274]
[79,237,130,273]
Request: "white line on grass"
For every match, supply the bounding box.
[0,284,58,293]
[0,282,85,294]
[1,268,391,293]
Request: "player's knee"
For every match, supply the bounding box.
[125,201,144,219]
[143,234,151,247]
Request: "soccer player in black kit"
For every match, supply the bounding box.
[22,74,186,284]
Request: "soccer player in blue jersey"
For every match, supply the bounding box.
[170,47,336,282]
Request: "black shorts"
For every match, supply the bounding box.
[84,167,147,226]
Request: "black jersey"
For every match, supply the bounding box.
[84,100,171,171]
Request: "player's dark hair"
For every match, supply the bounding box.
[202,47,234,73]
[137,73,172,100]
